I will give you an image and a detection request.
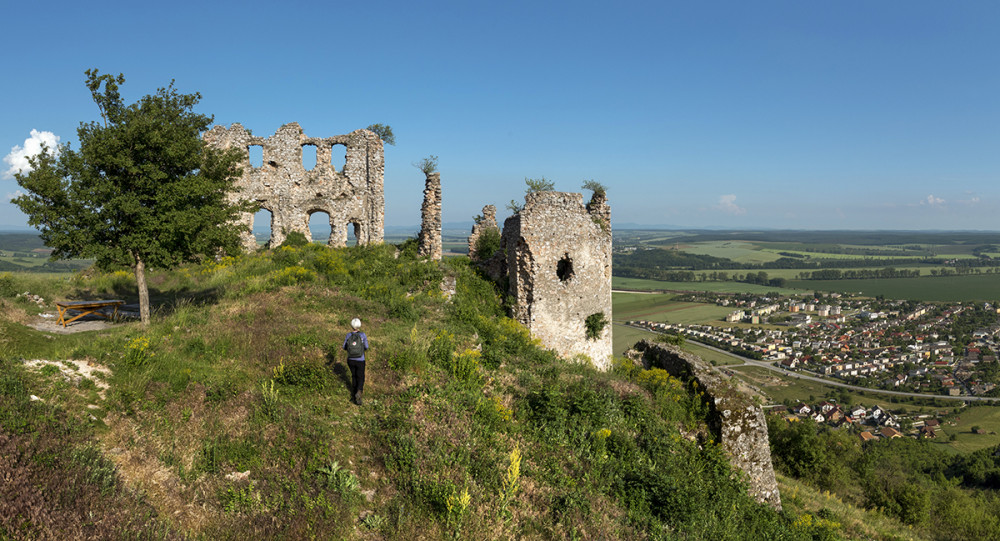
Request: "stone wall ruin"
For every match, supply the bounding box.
[626,340,782,509]
[417,172,442,260]
[498,191,613,369]
[203,122,384,251]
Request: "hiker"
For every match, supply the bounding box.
[343,318,369,405]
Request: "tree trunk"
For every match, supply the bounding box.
[134,253,151,326]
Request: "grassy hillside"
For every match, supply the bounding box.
[0,244,843,540]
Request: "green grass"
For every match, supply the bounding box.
[790,274,1000,301]
[612,292,733,324]
[931,406,1000,454]
[612,323,651,356]
[4,247,841,540]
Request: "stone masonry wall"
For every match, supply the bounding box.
[203,122,384,251]
[467,205,498,262]
[502,191,613,369]
[417,172,442,260]
[627,340,782,509]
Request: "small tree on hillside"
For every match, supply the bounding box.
[13,69,249,325]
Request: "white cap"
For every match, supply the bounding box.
[351,318,362,329]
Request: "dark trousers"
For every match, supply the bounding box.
[348,359,365,397]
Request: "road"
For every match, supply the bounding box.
[619,323,1000,403]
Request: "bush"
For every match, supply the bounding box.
[473,228,501,260]
[585,312,607,340]
[0,273,16,298]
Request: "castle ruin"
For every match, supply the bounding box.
[203,122,384,251]
[417,172,442,260]
[498,191,613,369]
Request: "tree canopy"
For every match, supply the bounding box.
[13,69,249,324]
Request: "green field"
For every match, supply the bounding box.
[610,323,743,366]
[613,276,802,295]
[613,292,733,324]
[790,274,1000,301]
[673,240,781,264]
[930,405,1000,454]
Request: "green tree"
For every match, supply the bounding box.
[13,70,248,325]
[365,123,395,146]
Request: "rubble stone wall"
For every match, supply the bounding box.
[417,172,442,260]
[627,340,782,509]
[467,205,498,262]
[502,191,612,369]
[203,122,384,251]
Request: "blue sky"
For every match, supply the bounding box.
[2,1,999,232]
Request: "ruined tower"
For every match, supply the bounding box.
[203,122,384,251]
[417,172,442,260]
[468,205,498,261]
[501,191,613,369]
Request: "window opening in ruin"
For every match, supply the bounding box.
[302,144,317,171]
[248,145,263,168]
[347,220,360,247]
[331,144,346,172]
[557,254,575,282]
[309,211,331,245]
[253,207,273,248]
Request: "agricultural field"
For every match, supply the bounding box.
[789,274,1000,302]
[667,240,782,264]
[612,292,733,324]
[930,405,1000,454]
[613,276,801,295]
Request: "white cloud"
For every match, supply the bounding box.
[715,194,745,215]
[922,194,945,206]
[5,190,25,202]
[3,130,60,180]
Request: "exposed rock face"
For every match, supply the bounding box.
[467,205,498,262]
[627,340,782,509]
[501,191,612,369]
[203,122,384,251]
[417,172,442,260]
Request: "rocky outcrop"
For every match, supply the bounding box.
[627,340,782,509]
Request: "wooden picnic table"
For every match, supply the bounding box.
[55,300,125,327]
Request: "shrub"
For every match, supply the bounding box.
[473,227,501,260]
[585,312,608,340]
[279,231,309,248]
[271,358,329,389]
[0,273,16,298]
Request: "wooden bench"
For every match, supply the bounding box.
[55,300,125,327]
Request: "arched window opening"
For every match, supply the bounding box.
[309,211,332,245]
[347,221,360,247]
[302,144,317,171]
[248,145,264,168]
[331,144,346,172]
[253,207,273,248]
[557,253,574,282]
